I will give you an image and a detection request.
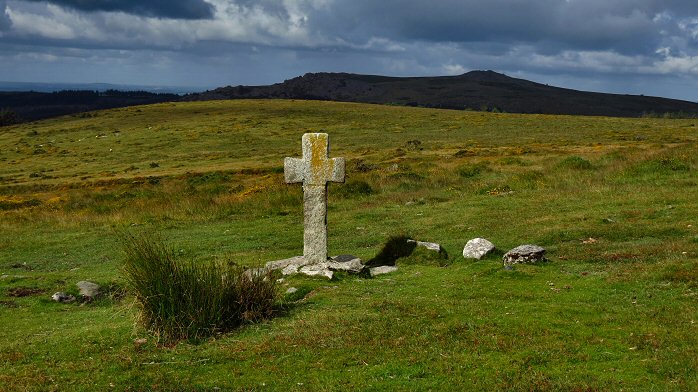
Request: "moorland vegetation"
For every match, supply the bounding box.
[0,100,696,390]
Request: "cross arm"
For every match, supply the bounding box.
[284,157,304,184]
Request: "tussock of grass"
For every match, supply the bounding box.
[121,233,278,344]
[557,156,594,170]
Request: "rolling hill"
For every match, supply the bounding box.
[186,70,698,117]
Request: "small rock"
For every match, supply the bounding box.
[369,266,398,277]
[503,245,547,268]
[286,287,298,294]
[52,292,75,303]
[407,240,441,252]
[462,238,496,259]
[1,274,8,279]
[76,281,100,299]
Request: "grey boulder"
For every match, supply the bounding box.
[77,281,100,299]
[503,245,547,269]
[463,238,496,260]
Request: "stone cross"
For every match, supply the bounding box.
[284,133,345,264]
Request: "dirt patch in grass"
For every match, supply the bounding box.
[7,287,46,297]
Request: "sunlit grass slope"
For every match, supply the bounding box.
[0,100,697,391]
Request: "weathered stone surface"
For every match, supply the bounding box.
[463,238,496,259]
[268,254,364,278]
[369,265,398,277]
[407,240,441,252]
[503,245,547,268]
[266,256,308,276]
[282,264,301,276]
[52,292,75,303]
[285,287,298,294]
[284,133,345,265]
[77,281,100,299]
[327,254,364,273]
[299,264,334,279]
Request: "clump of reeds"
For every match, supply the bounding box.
[121,233,278,344]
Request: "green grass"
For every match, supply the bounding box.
[1,100,697,390]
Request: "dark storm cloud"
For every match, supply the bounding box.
[310,0,698,54]
[4,0,698,101]
[21,0,215,19]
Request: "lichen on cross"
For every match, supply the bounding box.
[284,133,345,264]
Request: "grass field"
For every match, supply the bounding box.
[1,99,697,391]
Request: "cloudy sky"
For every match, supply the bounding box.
[2,0,698,100]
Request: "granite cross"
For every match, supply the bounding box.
[284,133,345,264]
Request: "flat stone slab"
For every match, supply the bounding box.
[267,255,365,279]
[407,240,441,252]
[266,256,307,271]
[503,245,547,268]
[369,265,398,277]
[463,238,496,260]
[327,254,364,273]
[299,264,334,279]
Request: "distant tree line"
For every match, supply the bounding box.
[0,89,181,123]
[0,108,18,126]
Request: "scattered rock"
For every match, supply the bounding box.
[463,238,496,260]
[369,266,398,277]
[503,245,547,269]
[52,292,75,303]
[286,287,298,294]
[407,240,441,252]
[1,275,8,279]
[76,281,100,299]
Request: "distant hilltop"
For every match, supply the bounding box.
[4,71,698,124]
[186,70,698,118]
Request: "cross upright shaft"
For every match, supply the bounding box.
[284,133,345,264]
